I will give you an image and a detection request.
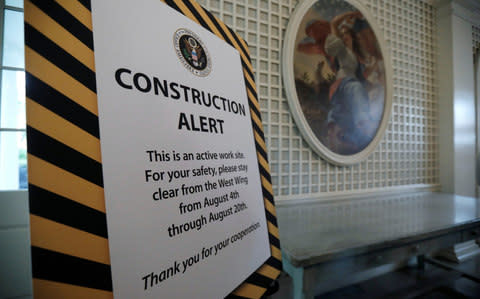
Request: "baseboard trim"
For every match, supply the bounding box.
[275,184,441,206]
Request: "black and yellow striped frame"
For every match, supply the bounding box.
[25,0,281,298]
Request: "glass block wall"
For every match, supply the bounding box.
[196,0,439,200]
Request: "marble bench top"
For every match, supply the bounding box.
[276,192,480,267]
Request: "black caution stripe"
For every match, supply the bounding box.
[251,121,267,149]
[29,0,93,50]
[269,234,280,249]
[29,184,108,238]
[245,96,262,120]
[25,23,96,93]
[225,26,252,64]
[245,83,261,119]
[77,0,91,11]
[224,272,277,298]
[262,185,274,204]
[245,272,273,289]
[248,102,262,131]
[241,60,256,88]
[26,72,100,138]
[265,209,277,227]
[31,246,112,291]
[181,0,213,34]
[262,188,274,208]
[258,169,273,191]
[254,141,268,167]
[27,126,103,187]
[265,256,282,271]
[259,177,274,206]
[164,0,184,17]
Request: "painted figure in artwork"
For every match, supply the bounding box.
[293,0,385,155]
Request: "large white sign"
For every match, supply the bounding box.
[91,0,270,298]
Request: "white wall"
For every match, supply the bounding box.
[437,0,480,197]
[0,191,32,299]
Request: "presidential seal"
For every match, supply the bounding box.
[174,28,211,77]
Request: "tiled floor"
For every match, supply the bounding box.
[270,256,480,298]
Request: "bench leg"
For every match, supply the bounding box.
[417,254,425,270]
[282,252,309,299]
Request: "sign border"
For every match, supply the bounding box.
[25,0,281,298]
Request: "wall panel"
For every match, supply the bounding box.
[197,0,439,200]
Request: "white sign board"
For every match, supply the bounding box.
[91,0,271,298]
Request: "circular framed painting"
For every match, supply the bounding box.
[282,0,392,165]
